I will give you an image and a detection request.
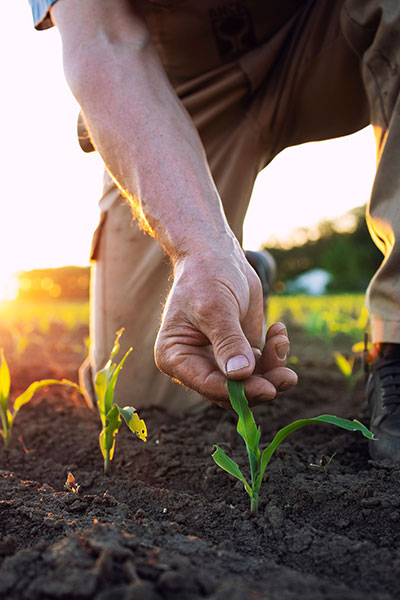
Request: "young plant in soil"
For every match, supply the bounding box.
[94,329,147,474]
[212,380,374,516]
[0,348,82,448]
[64,472,80,493]
[334,351,362,390]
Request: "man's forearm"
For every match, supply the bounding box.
[52,0,237,263]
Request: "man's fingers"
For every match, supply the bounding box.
[259,367,298,395]
[257,331,290,374]
[266,322,287,340]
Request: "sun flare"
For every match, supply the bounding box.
[0,270,19,303]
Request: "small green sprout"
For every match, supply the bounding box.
[94,329,147,474]
[212,380,374,516]
[309,452,337,475]
[0,348,82,448]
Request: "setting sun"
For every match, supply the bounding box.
[0,271,19,303]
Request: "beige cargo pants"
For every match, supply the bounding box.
[80,0,400,412]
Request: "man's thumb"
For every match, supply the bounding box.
[209,324,256,379]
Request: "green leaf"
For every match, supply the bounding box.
[95,365,109,424]
[0,349,11,410]
[103,348,132,413]
[227,380,258,451]
[118,406,147,441]
[212,445,252,496]
[13,379,82,414]
[257,414,374,492]
[227,380,260,484]
[110,328,125,362]
[99,404,121,460]
[95,345,132,426]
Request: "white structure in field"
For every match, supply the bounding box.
[286,269,332,295]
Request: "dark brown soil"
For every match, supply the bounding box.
[1,318,400,600]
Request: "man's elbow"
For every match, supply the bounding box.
[51,1,150,104]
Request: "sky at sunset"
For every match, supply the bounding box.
[1,2,376,300]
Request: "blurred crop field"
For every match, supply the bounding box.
[0,301,90,366]
[0,300,89,332]
[0,295,368,387]
[0,293,367,345]
[269,293,368,345]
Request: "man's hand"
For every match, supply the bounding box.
[51,0,298,407]
[155,245,297,408]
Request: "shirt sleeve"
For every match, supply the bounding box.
[28,0,59,30]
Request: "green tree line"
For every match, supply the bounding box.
[266,206,382,292]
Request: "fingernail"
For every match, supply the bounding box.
[278,382,293,392]
[226,354,250,373]
[254,394,274,404]
[276,341,289,360]
[276,326,288,337]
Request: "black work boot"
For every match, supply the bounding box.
[245,250,276,314]
[366,343,400,461]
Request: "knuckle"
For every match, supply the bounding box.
[154,338,171,375]
[213,332,247,357]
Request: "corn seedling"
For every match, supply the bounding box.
[334,351,362,390]
[309,452,337,475]
[0,348,82,448]
[94,329,147,474]
[212,380,374,516]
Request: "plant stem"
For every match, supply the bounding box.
[0,410,10,448]
[104,451,110,475]
[250,494,258,516]
[4,428,10,448]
